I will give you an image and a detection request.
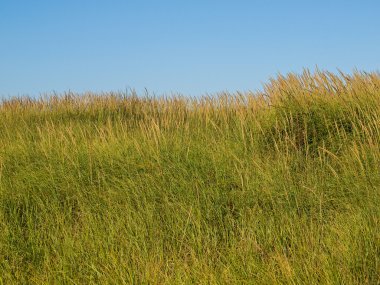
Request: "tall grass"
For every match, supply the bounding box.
[0,70,379,284]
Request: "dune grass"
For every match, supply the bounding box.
[0,70,379,284]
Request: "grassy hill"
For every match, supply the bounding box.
[0,70,379,284]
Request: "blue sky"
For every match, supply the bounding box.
[1,1,379,97]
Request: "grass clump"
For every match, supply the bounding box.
[0,70,379,284]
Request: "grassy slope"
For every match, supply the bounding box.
[0,71,379,284]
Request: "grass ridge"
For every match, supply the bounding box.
[0,70,379,284]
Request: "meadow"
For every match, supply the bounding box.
[0,70,379,284]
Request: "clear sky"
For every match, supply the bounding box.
[1,1,379,97]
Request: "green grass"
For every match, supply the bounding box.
[0,70,379,284]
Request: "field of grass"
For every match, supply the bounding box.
[0,70,379,284]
